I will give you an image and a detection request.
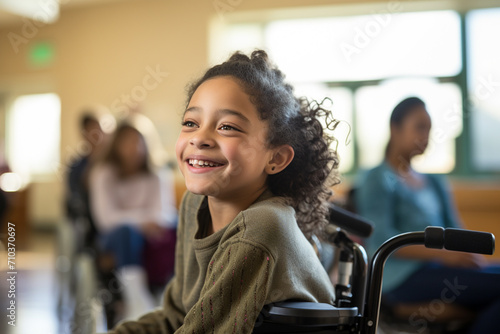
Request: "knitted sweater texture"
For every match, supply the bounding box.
[112,190,334,333]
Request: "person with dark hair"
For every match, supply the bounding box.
[110,50,340,333]
[355,97,500,334]
[66,111,107,249]
[90,121,178,321]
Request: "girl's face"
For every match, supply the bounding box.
[393,106,432,158]
[176,76,275,200]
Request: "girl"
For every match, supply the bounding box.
[111,50,340,333]
[355,97,500,334]
[90,119,177,321]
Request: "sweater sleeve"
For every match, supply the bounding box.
[110,278,186,334]
[176,240,274,334]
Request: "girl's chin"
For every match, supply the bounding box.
[185,183,223,197]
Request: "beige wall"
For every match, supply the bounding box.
[0,0,497,227]
[0,0,371,226]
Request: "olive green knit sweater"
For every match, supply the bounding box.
[111,190,334,333]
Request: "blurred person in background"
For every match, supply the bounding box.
[65,110,109,250]
[355,97,500,334]
[89,117,177,321]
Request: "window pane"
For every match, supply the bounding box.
[7,93,60,182]
[294,84,354,173]
[355,79,462,173]
[265,10,461,82]
[210,23,264,64]
[467,8,500,171]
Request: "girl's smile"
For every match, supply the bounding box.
[185,155,226,173]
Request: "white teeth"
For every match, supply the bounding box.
[188,159,222,167]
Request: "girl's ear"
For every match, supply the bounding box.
[266,145,294,174]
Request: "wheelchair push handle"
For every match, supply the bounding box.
[365,226,496,334]
[425,226,495,255]
[328,203,374,238]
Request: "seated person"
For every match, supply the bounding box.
[65,111,107,250]
[355,97,500,334]
[109,50,341,333]
[89,121,177,321]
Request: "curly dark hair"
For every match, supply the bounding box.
[186,50,340,239]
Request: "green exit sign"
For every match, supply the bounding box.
[28,41,54,67]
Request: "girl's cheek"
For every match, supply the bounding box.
[175,136,186,161]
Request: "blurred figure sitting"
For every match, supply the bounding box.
[89,120,177,321]
[65,111,108,250]
[355,97,500,334]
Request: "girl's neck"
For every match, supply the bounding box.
[206,186,268,235]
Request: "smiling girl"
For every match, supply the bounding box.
[111,50,340,333]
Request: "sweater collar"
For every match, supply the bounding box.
[193,189,275,241]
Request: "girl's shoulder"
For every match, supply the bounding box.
[238,194,303,245]
[244,195,294,225]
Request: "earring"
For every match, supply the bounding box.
[271,166,276,171]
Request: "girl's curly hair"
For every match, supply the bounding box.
[186,50,340,239]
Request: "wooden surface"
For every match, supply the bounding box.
[452,182,500,262]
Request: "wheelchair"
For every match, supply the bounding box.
[253,205,496,334]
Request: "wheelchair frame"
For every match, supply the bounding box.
[254,219,495,334]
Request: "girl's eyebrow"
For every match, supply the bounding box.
[218,108,250,124]
[184,106,250,124]
[183,106,199,116]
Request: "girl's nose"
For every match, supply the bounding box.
[189,129,215,149]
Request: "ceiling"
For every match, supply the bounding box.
[0,0,129,28]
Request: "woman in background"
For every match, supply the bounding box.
[89,120,177,321]
[355,97,500,334]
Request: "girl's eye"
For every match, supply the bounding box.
[219,124,240,131]
[182,120,197,128]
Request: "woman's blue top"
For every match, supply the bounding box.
[354,161,460,292]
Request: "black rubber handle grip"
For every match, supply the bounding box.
[328,204,374,238]
[425,226,495,255]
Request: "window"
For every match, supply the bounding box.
[265,11,461,82]
[6,93,60,184]
[467,8,500,171]
[355,79,462,173]
[211,6,500,176]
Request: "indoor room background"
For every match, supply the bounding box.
[0,0,499,333]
